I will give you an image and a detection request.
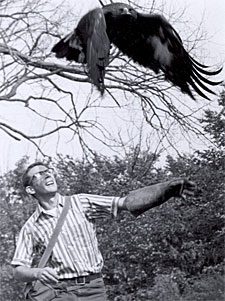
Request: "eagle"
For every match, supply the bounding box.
[52,2,222,99]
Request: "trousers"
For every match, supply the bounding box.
[27,277,107,301]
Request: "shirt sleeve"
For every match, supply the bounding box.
[11,225,34,267]
[77,193,121,219]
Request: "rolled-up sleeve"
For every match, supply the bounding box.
[77,194,121,219]
[11,225,34,267]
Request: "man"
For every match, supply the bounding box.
[11,161,195,300]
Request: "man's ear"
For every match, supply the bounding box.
[25,186,35,195]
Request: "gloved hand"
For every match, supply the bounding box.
[167,178,196,199]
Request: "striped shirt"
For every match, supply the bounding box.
[11,193,120,279]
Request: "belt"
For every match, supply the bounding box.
[60,272,102,285]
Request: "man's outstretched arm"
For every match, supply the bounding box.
[118,178,196,217]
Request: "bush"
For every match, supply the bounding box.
[183,273,225,301]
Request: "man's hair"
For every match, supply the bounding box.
[22,161,49,188]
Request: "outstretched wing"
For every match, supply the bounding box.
[52,8,110,94]
[104,3,221,99]
[135,13,222,99]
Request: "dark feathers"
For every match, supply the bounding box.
[52,2,222,99]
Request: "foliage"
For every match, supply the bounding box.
[183,272,225,301]
[0,156,35,300]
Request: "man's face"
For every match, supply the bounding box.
[27,165,58,197]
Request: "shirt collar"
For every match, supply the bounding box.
[33,193,64,221]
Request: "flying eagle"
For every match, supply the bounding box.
[52,2,222,99]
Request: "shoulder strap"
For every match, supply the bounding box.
[38,196,71,268]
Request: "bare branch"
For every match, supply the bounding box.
[0,0,220,159]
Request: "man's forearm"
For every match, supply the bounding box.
[14,265,40,282]
[124,178,195,217]
[14,266,59,284]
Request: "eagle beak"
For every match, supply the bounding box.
[122,8,132,15]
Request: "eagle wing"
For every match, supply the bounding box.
[136,13,222,99]
[104,5,221,99]
[52,8,110,94]
[79,8,110,94]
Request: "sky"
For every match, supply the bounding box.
[0,0,224,174]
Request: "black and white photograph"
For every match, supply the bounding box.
[0,0,224,300]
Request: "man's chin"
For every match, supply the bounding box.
[46,187,58,195]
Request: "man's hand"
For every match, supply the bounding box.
[14,265,59,283]
[35,267,59,284]
[170,178,196,199]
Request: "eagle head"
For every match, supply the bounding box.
[103,3,137,19]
